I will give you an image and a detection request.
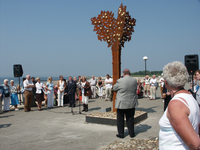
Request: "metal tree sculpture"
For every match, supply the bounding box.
[91,4,136,112]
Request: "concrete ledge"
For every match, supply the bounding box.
[86,112,147,126]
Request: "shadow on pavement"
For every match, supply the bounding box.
[88,100,95,103]
[135,124,152,133]
[123,124,151,137]
[71,111,86,115]
[136,106,157,113]
[88,107,101,111]
[47,110,72,114]
[0,124,12,129]
[0,115,14,118]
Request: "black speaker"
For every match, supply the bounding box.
[185,54,199,75]
[13,64,23,77]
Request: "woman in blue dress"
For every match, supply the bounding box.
[46,76,54,108]
[10,80,19,111]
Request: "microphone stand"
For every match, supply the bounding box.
[18,77,22,105]
[77,83,83,114]
[69,81,85,115]
[79,98,81,114]
[71,105,74,115]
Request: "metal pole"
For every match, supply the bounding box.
[79,99,81,114]
[192,73,195,92]
[19,77,22,105]
[71,106,74,115]
[145,60,147,75]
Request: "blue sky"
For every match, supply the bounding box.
[0,0,200,78]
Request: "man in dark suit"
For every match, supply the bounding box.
[113,69,138,138]
[67,76,77,107]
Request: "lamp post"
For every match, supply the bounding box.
[143,56,148,75]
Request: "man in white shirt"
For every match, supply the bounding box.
[89,75,97,99]
[143,75,150,98]
[23,75,34,112]
[159,73,164,99]
[105,74,113,101]
[150,75,157,100]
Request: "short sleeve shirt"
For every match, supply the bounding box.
[150,78,157,86]
[23,79,34,91]
[46,82,54,91]
[105,78,113,88]
[89,79,97,86]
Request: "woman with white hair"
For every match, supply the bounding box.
[2,79,11,112]
[10,80,19,111]
[159,61,200,149]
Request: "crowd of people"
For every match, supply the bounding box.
[1,70,199,114]
[0,70,197,114]
[0,74,114,113]
[1,61,200,149]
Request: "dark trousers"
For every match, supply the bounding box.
[69,94,75,107]
[24,90,33,111]
[117,108,135,136]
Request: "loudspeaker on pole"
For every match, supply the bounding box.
[13,64,23,77]
[185,54,199,75]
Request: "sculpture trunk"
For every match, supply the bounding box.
[112,42,121,112]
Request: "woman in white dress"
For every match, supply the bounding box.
[57,75,66,107]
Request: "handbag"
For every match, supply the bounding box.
[4,85,10,97]
[5,92,10,97]
[86,89,92,96]
[136,86,140,95]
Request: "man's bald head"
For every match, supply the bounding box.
[123,69,130,76]
[26,75,30,80]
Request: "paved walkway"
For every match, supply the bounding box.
[0,84,189,150]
